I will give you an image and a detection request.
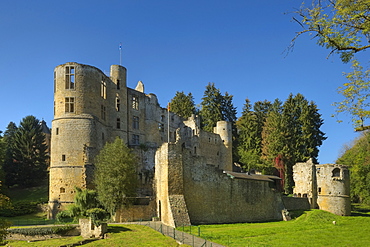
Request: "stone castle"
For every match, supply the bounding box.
[49,62,351,226]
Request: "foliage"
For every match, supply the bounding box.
[0,201,38,217]
[56,187,109,225]
[292,0,370,63]
[337,131,370,204]
[237,94,326,193]
[3,116,48,187]
[333,59,370,128]
[169,91,196,119]
[200,83,224,132]
[237,99,266,171]
[292,0,370,127]
[8,225,76,236]
[0,186,11,244]
[94,137,137,215]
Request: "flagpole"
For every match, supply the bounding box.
[119,42,122,65]
[167,102,170,143]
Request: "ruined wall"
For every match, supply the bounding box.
[293,161,351,216]
[316,164,351,216]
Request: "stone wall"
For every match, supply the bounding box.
[282,197,310,211]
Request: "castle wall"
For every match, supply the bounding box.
[183,158,284,224]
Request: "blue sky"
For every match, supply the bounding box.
[0,0,361,163]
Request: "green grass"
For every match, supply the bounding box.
[184,209,370,246]
[5,224,185,247]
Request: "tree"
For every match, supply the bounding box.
[261,94,326,193]
[7,116,48,187]
[200,83,223,132]
[333,60,370,129]
[337,131,370,204]
[170,91,196,119]
[94,137,137,215]
[292,0,370,63]
[292,0,370,127]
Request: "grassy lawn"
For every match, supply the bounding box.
[184,209,370,247]
[5,224,186,247]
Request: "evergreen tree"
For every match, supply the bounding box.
[200,83,223,132]
[94,137,137,215]
[170,91,196,119]
[2,122,18,187]
[10,116,48,187]
[237,99,261,170]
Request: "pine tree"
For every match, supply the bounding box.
[6,116,48,187]
[237,99,261,170]
[200,83,223,132]
[2,122,18,187]
[169,91,196,119]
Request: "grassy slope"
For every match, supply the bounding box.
[193,209,370,247]
[4,184,48,203]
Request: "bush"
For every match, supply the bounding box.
[0,201,38,217]
[8,225,76,236]
[56,210,74,223]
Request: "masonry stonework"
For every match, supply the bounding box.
[293,159,351,216]
[51,62,347,227]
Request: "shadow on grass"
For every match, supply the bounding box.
[108,225,132,233]
[289,210,307,219]
[351,204,370,217]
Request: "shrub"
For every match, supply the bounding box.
[0,201,38,217]
[56,210,74,223]
[8,225,76,236]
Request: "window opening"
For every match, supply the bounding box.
[65,97,75,113]
[132,134,140,145]
[332,168,341,177]
[117,79,120,90]
[132,95,139,110]
[159,123,164,132]
[133,116,139,129]
[56,128,59,135]
[60,187,65,193]
[62,155,66,161]
[116,118,121,129]
[101,79,107,99]
[101,105,106,120]
[116,97,120,111]
[65,66,75,89]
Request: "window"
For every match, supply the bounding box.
[56,128,59,135]
[132,95,139,110]
[332,168,341,177]
[65,97,75,113]
[101,105,106,120]
[159,123,164,132]
[101,79,106,99]
[116,118,121,129]
[60,187,65,193]
[54,71,56,93]
[117,79,120,90]
[62,155,66,161]
[65,66,75,89]
[116,97,120,111]
[133,116,139,129]
[161,115,165,122]
[132,134,140,145]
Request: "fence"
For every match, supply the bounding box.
[133,221,225,247]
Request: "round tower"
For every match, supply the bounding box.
[316,164,351,216]
[214,121,232,171]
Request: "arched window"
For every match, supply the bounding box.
[332,168,341,177]
[60,187,65,193]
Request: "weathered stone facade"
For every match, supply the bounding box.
[49,62,286,225]
[293,159,351,216]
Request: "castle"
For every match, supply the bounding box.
[49,62,350,226]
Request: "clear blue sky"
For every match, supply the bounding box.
[0,0,361,164]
